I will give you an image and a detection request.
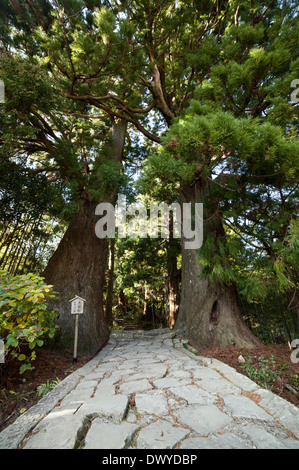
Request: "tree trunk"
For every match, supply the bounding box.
[43,118,127,353]
[143,286,148,317]
[167,216,181,328]
[105,238,115,327]
[167,260,180,329]
[175,180,262,349]
[43,200,109,353]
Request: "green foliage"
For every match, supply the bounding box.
[0,54,54,115]
[109,322,124,331]
[240,354,279,390]
[0,157,65,274]
[113,234,169,326]
[36,377,61,399]
[290,374,299,388]
[0,270,58,374]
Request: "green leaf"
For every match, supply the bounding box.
[20,363,31,374]
[6,336,19,347]
[17,354,26,361]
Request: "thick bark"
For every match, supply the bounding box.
[175,180,262,348]
[43,119,127,353]
[43,200,109,353]
[176,247,261,348]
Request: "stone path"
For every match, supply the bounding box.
[1,329,299,450]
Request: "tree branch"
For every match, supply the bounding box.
[65,92,161,143]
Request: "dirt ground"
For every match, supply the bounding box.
[0,341,298,434]
[0,349,92,433]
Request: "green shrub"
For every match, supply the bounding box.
[0,270,58,374]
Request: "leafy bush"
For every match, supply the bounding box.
[0,270,58,374]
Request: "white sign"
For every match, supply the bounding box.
[70,296,86,314]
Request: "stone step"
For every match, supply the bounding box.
[110,328,175,340]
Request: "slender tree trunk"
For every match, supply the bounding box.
[143,286,148,317]
[167,216,180,328]
[105,238,115,327]
[175,179,262,348]
[288,292,299,323]
[43,119,127,353]
[167,260,180,328]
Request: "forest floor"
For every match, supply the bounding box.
[0,349,92,433]
[0,337,298,434]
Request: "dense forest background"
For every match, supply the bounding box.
[0,0,298,360]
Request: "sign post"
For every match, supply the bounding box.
[70,296,86,363]
[0,339,4,364]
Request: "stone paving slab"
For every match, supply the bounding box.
[175,404,233,435]
[79,394,129,421]
[84,421,138,449]
[118,378,153,396]
[222,395,275,422]
[179,432,253,449]
[168,385,218,405]
[22,404,88,449]
[136,419,190,449]
[0,328,299,450]
[135,392,169,416]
